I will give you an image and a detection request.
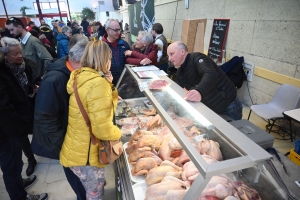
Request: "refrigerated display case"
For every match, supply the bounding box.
[113,65,294,200]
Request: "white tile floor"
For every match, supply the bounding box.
[0,105,297,200]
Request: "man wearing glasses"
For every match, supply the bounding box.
[102,19,130,86]
[5,17,53,76]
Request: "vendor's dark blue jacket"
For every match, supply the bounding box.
[176,53,237,113]
[31,57,70,159]
[102,34,130,86]
[0,58,40,144]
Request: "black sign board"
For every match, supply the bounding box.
[208,19,230,62]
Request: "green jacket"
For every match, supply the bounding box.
[21,35,53,76]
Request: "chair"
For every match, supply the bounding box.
[248,84,300,142]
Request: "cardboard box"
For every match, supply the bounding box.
[181,19,207,53]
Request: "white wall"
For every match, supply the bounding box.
[154,0,300,107]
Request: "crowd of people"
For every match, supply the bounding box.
[0,16,242,200]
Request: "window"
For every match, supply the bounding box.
[33,1,66,11]
[50,3,58,8]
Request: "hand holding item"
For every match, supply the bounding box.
[124,50,132,56]
[146,114,162,129]
[184,89,202,102]
[140,58,152,66]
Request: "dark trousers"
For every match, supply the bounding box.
[22,135,35,163]
[158,63,169,73]
[63,166,86,200]
[0,136,27,200]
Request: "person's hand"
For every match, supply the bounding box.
[146,114,162,129]
[140,58,152,66]
[104,71,113,83]
[184,89,202,102]
[124,50,132,56]
[118,96,123,101]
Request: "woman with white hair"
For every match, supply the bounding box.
[0,37,48,200]
[124,30,158,66]
[56,24,72,58]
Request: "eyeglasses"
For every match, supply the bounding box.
[108,27,121,33]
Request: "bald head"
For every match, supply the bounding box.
[167,41,188,67]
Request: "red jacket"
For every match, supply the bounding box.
[126,43,158,66]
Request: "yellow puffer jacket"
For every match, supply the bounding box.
[60,67,121,168]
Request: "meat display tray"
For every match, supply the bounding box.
[123,142,146,183]
[132,181,148,200]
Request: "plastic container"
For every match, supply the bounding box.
[295,140,300,155]
[288,149,300,166]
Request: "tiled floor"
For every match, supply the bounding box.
[0,105,297,200]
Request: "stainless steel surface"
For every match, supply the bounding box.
[115,153,135,200]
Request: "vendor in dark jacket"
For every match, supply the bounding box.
[0,37,47,200]
[31,36,88,200]
[168,41,242,120]
[125,30,158,66]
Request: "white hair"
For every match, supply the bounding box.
[138,31,153,44]
[0,37,22,54]
[69,40,88,63]
[105,19,119,29]
[62,25,72,33]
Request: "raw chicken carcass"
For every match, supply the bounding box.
[149,80,168,89]
[182,156,218,182]
[146,160,182,185]
[128,130,153,145]
[169,137,183,158]
[174,150,190,167]
[126,130,153,154]
[198,175,233,199]
[197,139,223,161]
[158,134,175,161]
[131,157,159,176]
[128,147,157,165]
[137,135,162,152]
[145,176,190,200]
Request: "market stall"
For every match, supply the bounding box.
[113,65,298,200]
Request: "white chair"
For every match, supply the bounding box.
[248,84,300,142]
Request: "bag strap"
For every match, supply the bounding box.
[73,74,108,164]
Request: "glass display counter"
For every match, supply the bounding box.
[114,65,291,200]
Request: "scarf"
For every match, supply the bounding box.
[5,59,28,94]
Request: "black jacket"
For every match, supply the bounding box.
[31,57,70,159]
[0,58,40,144]
[176,53,237,113]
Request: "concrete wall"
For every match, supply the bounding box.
[154,0,300,107]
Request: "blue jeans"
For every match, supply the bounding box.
[0,136,27,200]
[224,96,243,120]
[63,166,86,200]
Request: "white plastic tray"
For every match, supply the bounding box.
[132,181,148,200]
[123,142,146,183]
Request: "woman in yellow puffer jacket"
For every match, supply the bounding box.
[60,40,121,200]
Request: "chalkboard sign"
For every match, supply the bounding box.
[208,19,230,62]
